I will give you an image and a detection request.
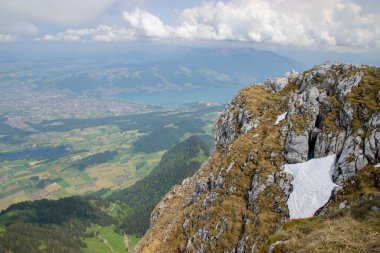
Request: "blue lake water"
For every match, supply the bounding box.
[108,86,243,107]
[0,146,70,161]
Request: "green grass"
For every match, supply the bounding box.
[82,238,111,253]
[0,106,221,210]
[83,224,126,253]
[128,235,141,252]
[58,179,70,188]
[190,147,208,163]
[0,210,20,234]
[0,187,23,199]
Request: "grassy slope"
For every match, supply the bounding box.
[83,225,125,253]
[260,164,380,253]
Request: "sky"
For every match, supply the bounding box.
[0,0,379,65]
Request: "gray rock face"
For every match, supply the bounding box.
[197,228,208,241]
[265,70,300,92]
[215,171,224,188]
[266,76,289,92]
[183,218,190,229]
[215,104,237,148]
[136,63,380,253]
[238,108,259,134]
[365,113,380,164]
[367,113,380,127]
[334,134,369,184]
[192,182,208,203]
[321,77,335,89]
[334,71,364,102]
[248,171,266,204]
[276,63,378,185]
[208,173,215,190]
[365,130,380,163]
[339,103,354,128]
[272,77,289,91]
[307,87,319,103]
[274,172,294,200]
[284,130,309,163]
[236,237,246,253]
[314,131,346,158]
[215,104,261,148]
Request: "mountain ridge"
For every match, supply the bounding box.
[136,62,380,252]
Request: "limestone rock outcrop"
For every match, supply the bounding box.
[136,63,379,253]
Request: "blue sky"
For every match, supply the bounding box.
[0,0,379,65]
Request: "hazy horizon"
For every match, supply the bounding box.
[0,0,379,67]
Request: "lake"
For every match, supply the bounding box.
[0,146,71,161]
[108,86,243,107]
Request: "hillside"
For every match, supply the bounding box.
[0,136,210,253]
[110,135,211,236]
[136,63,380,252]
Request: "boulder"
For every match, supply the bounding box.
[334,71,363,102]
[365,130,380,163]
[339,103,354,128]
[284,131,309,163]
[266,76,289,92]
[334,134,369,184]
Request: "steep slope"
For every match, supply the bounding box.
[136,63,380,252]
[110,135,211,236]
[0,197,113,253]
[0,136,211,253]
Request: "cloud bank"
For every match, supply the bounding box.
[0,0,114,36]
[22,0,380,51]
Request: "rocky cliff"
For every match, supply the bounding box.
[136,63,380,253]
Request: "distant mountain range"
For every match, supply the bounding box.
[0,46,303,94]
[53,47,304,93]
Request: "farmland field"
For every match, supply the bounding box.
[0,104,222,210]
[83,224,127,253]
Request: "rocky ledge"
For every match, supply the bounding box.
[136,62,380,253]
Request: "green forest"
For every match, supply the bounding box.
[110,135,210,235]
[0,136,210,252]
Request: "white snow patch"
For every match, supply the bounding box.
[284,154,338,219]
[275,112,287,125]
[375,163,380,168]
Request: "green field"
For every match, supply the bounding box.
[0,210,19,234]
[190,147,209,163]
[0,105,222,211]
[128,235,141,252]
[83,225,127,253]
[0,133,208,253]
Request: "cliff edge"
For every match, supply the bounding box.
[136,63,380,253]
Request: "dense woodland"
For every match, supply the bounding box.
[72,151,118,171]
[132,118,207,153]
[0,197,113,253]
[110,135,210,235]
[0,136,210,252]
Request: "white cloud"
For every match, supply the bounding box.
[0,21,39,35]
[0,0,114,35]
[0,34,16,42]
[174,0,380,50]
[123,8,170,38]
[38,25,134,42]
[38,0,380,51]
